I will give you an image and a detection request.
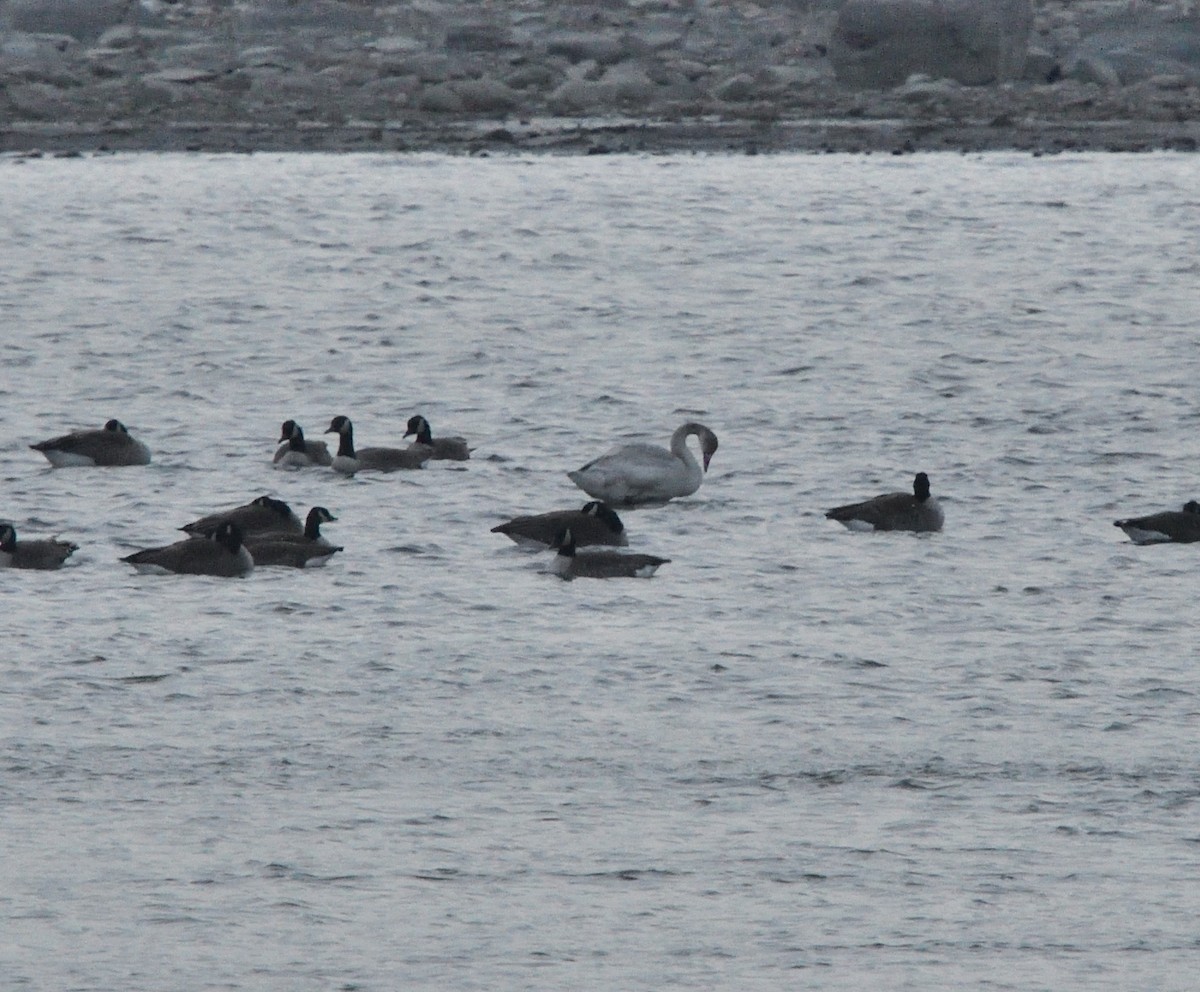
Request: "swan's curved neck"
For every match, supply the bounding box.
[670,425,703,472]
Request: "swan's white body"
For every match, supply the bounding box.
[567,422,718,507]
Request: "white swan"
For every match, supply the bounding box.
[567,422,719,507]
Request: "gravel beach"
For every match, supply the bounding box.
[2,0,1198,155]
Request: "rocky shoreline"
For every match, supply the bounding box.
[2,0,1199,156]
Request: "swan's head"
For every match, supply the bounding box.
[699,427,719,471]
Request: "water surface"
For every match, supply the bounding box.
[2,151,1199,990]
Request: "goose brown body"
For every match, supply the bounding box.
[826,473,944,533]
[30,419,151,467]
[0,524,78,569]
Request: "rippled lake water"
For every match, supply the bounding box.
[2,150,1199,990]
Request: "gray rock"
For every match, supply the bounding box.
[545,31,629,66]
[503,61,562,92]
[417,82,465,113]
[598,61,659,103]
[5,81,74,118]
[445,23,514,53]
[548,77,619,113]
[713,73,759,102]
[450,77,519,113]
[1064,13,1200,85]
[3,0,132,42]
[144,67,219,85]
[1023,45,1060,83]
[829,0,1034,88]
[1,31,84,86]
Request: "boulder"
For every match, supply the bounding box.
[3,0,132,42]
[829,0,1034,88]
[450,77,519,113]
[1064,13,1200,86]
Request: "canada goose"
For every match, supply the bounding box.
[825,472,944,533]
[30,419,151,467]
[245,536,343,568]
[273,419,332,468]
[180,495,302,537]
[568,422,719,507]
[548,526,669,580]
[121,520,253,577]
[0,523,78,569]
[1114,500,1200,544]
[325,415,431,474]
[403,415,471,461]
[492,500,628,548]
[245,506,338,547]
[243,508,341,565]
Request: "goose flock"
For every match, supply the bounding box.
[7,414,1191,577]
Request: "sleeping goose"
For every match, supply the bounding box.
[325,415,431,474]
[825,472,944,533]
[273,419,333,468]
[121,520,253,577]
[1114,500,1200,544]
[567,421,719,507]
[403,415,471,461]
[180,495,302,537]
[548,527,669,580]
[0,523,78,569]
[492,500,628,548]
[30,419,151,467]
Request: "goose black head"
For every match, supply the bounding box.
[326,415,352,435]
[582,500,624,532]
[404,415,433,444]
[552,527,577,556]
[212,520,244,552]
[913,473,932,501]
[253,495,293,518]
[104,419,129,434]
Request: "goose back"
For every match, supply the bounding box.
[492,501,627,548]
[122,521,253,576]
[826,472,944,533]
[1114,501,1200,544]
[0,524,78,569]
[30,419,151,467]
